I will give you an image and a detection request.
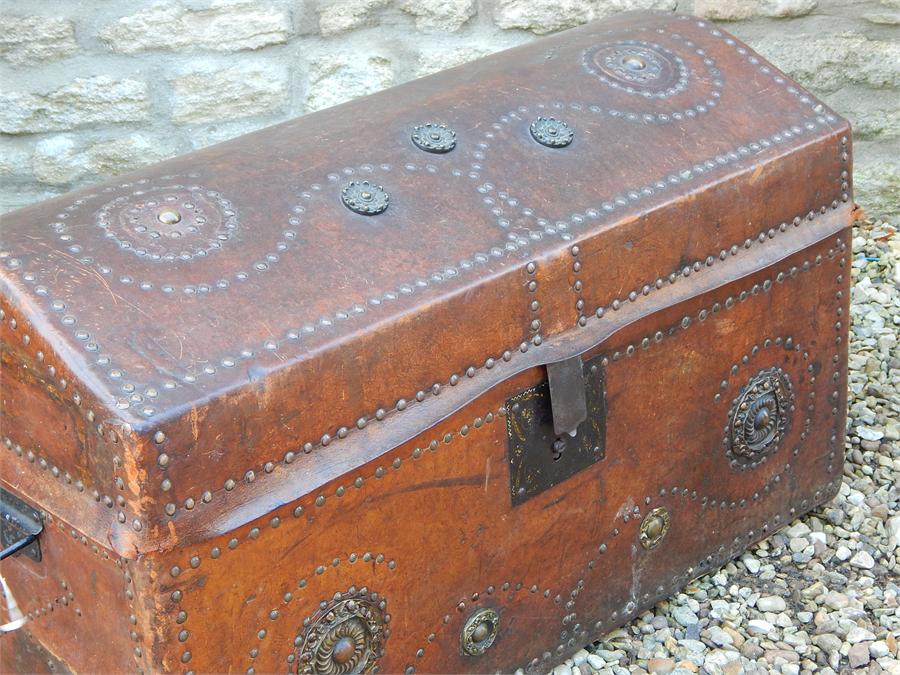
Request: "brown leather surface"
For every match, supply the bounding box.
[0,512,136,674]
[0,629,73,674]
[145,225,850,673]
[0,10,852,674]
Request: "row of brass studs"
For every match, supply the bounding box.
[557,237,845,661]
[165,246,839,669]
[341,118,573,215]
[411,509,669,668]
[459,507,667,660]
[0,306,143,532]
[157,201,845,520]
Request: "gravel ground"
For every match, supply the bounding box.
[553,219,900,675]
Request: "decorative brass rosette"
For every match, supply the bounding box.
[639,507,671,550]
[461,608,500,656]
[341,181,389,215]
[296,589,388,675]
[529,117,574,148]
[726,367,794,469]
[411,123,456,153]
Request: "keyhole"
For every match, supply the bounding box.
[552,437,566,461]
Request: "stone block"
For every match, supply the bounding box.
[827,88,900,140]
[864,10,900,24]
[855,155,899,221]
[400,0,476,32]
[759,0,817,17]
[305,53,393,112]
[99,1,291,54]
[319,0,389,36]
[0,188,64,215]
[32,135,84,184]
[187,119,275,150]
[749,32,900,92]
[0,15,78,65]
[494,0,676,34]
[694,0,758,21]
[0,143,30,177]
[168,64,289,124]
[85,135,177,177]
[32,134,177,185]
[416,45,494,77]
[0,77,150,134]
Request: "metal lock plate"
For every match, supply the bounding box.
[1,487,43,562]
[505,355,606,506]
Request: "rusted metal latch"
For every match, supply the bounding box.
[546,356,588,437]
[505,353,606,506]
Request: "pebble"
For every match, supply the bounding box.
[647,658,675,674]
[741,643,764,659]
[849,550,875,569]
[814,633,842,654]
[586,654,606,670]
[785,523,812,538]
[707,626,734,647]
[684,622,700,640]
[847,626,877,643]
[704,649,739,671]
[870,640,891,658]
[757,595,787,612]
[747,619,775,636]
[562,221,900,675]
[848,642,871,668]
[741,554,761,574]
[671,606,699,628]
[822,591,849,610]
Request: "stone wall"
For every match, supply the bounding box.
[1,0,897,217]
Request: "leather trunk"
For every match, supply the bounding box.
[0,11,853,674]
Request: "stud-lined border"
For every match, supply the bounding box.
[156,185,848,520]
[0,303,144,531]
[32,511,146,673]
[156,231,845,671]
[404,582,561,674]
[555,232,846,660]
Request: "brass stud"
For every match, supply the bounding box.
[157,209,182,225]
[639,507,670,550]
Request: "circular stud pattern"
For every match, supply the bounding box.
[727,367,794,468]
[411,123,456,153]
[584,41,688,97]
[639,506,670,550]
[529,117,574,148]
[94,185,239,262]
[295,589,387,675]
[341,181,390,216]
[461,608,499,656]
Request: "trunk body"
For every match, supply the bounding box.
[0,11,852,674]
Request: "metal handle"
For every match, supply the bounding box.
[1,534,39,561]
[1,487,43,562]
